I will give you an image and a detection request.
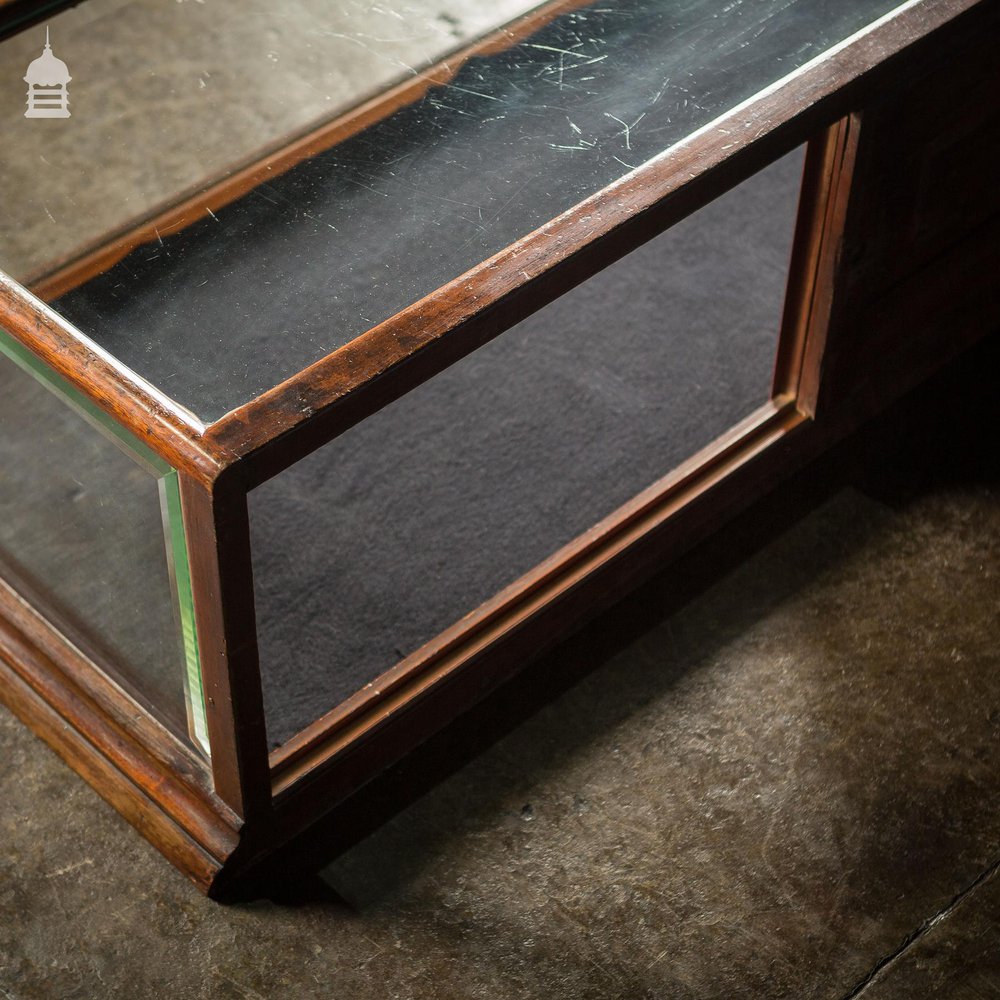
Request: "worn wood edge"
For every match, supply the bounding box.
[0,658,221,892]
[269,398,804,790]
[25,0,588,300]
[266,339,998,853]
[179,474,272,821]
[772,116,858,402]
[0,274,222,483]
[263,146,1000,848]
[262,409,824,835]
[271,115,1000,812]
[0,547,193,746]
[206,0,984,470]
[793,114,864,415]
[0,578,242,887]
[265,0,988,791]
[222,114,818,490]
[2,0,981,482]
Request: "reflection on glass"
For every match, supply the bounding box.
[0,329,208,754]
[0,0,544,282]
[250,144,805,748]
[1,0,900,420]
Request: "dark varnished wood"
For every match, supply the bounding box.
[0,0,987,480]
[42,0,915,421]
[813,26,1000,415]
[261,39,997,790]
[0,0,997,894]
[0,576,240,889]
[268,400,805,790]
[178,473,271,821]
[772,115,860,413]
[0,274,222,483]
[254,0,1000,843]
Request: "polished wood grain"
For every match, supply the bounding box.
[203,0,1000,832]
[0,0,985,478]
[772,115,860,413]
[268,399,804,790]
[256,0,1000,843]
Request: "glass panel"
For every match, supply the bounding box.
[250,144,804,749]
[0,329,208,753]
[0,0,901,421]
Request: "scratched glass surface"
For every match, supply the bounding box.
[1,0,905,421]
[0,0,543,282]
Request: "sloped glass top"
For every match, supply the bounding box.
[0,0,906,422]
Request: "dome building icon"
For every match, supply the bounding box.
[24,28,71,118]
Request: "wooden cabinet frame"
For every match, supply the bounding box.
[0,0,997,894]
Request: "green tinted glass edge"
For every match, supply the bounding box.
[161,471,210,755]
[0,325,168,474]
[0,324,209,755]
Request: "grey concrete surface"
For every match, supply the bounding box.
[1,336,998,999]
[857,866,1000,999]
[0,0,541,280]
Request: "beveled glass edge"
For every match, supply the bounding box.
[0,271,206,435]
[160,471,210,756]
[0,321,210,756]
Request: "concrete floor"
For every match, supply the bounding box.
[0,0,540,281]
[1,336,998,997]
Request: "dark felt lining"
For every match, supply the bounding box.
[50,0,897,421]
[250,146,804,748]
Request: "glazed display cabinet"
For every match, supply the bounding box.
[0,0,997,895]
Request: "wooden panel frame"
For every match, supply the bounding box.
[0,0,997,893]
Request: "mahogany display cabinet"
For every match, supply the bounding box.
[0,0,997,896]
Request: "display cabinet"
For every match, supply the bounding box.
[0,0,997,894]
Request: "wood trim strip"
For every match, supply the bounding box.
[782,115,863,415]
[773,119,848,400]
[213,129,809,488]
[0,546,193,745]
[2,0,981,485]
[270,397,803,789]
[0,657,221,890]
[0,577,240,885]
[0,274,221,483]
[179,473,271,820]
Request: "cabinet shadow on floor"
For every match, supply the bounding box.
[231,332,999,919]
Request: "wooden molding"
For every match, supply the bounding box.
[0,577,241,890]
